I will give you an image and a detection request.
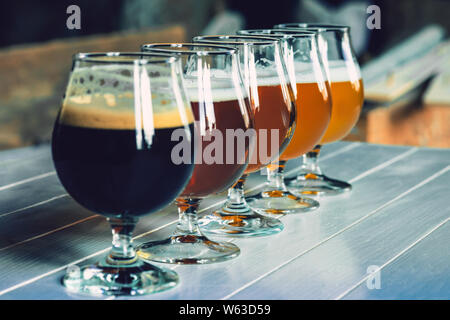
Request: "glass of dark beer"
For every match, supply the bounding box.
[274,23,364,195]
[138,44,253,263]
[52,52,195,296]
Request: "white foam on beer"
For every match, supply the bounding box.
[326,60,362,83]
[184,80,245,103]
[292,60,361,84]
[61,65,193,129]
[183,68,286,102]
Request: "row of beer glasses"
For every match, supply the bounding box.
[51,24,363,296]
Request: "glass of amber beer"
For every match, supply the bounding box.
[274,23,364,195]
[52,52,195,295]
[138,44,252,263]
[237,29,332,210]
[194,36,317,230]
[192,35,292,237]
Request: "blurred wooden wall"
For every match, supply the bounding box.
[347,102,450,148]
[0,26,185,150]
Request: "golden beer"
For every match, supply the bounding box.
[320,78,364,144]
[280,81,332,160]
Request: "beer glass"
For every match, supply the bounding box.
[274,23,364,195]
[52,52,195,296]
[236,29,332,207]
[192,35,288,237]
[195,35,312,217]
[138,44,252,263]
[193,35,316,218]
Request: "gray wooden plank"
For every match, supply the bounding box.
[124,147,449,300]
[0,146,54,188]
[0,142,360,299]
[244,142,360,194]
[0,141,350,217]
[226,168,450,299]
[0,142,352,252]
[0,201,175,294]
[342,221,450,300]
[0,183,245,296]
[0,194,89,249]
[0,176,66,219]
[2,143,448,300]
[0,145,49,167]
[0,143,419,299]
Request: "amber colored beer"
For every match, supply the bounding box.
[245,84,294,173]
[320,78,364,144]
[280,81,331,160]
[181,98,250,198]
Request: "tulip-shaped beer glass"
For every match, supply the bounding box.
[138,44,253,263]
[195,35,316,220]
[274,23,364,195]
[193,35,290,236]
[236,29,332,208]
[52,52,195,296]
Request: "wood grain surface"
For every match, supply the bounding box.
[0,142,448,300]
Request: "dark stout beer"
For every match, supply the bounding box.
[52,100,195,218]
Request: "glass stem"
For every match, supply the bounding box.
[300,144,322,175]
[266,161,288,192]
[175,198,203,236]
[106,217,138,265]
[227,174,248,205]
[219,174,253,214]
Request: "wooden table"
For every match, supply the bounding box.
[0,142,448,300]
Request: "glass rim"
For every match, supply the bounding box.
[141,43,238,56]
[237,29,317,39]
[193,35,279,46]
[74,52,179,65]
[274,23,350,32]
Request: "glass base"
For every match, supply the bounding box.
[287,172,352,196]
[198,206,284,238]
[136,235,240,264]
[62,258,178,296]
[246,190,319,216]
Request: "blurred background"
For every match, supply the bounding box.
[0,0,449,150]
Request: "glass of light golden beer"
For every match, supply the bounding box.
[274,23,364,195]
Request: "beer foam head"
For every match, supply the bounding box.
[186,87,245,103]
[292,60,361,83]
[61,65,193,129]
[183,66,292,101]
[255,65,285,87]
[327,60,362,83]
[288,61,327,84]
[256,75,285,87]
[183,69,249,102]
